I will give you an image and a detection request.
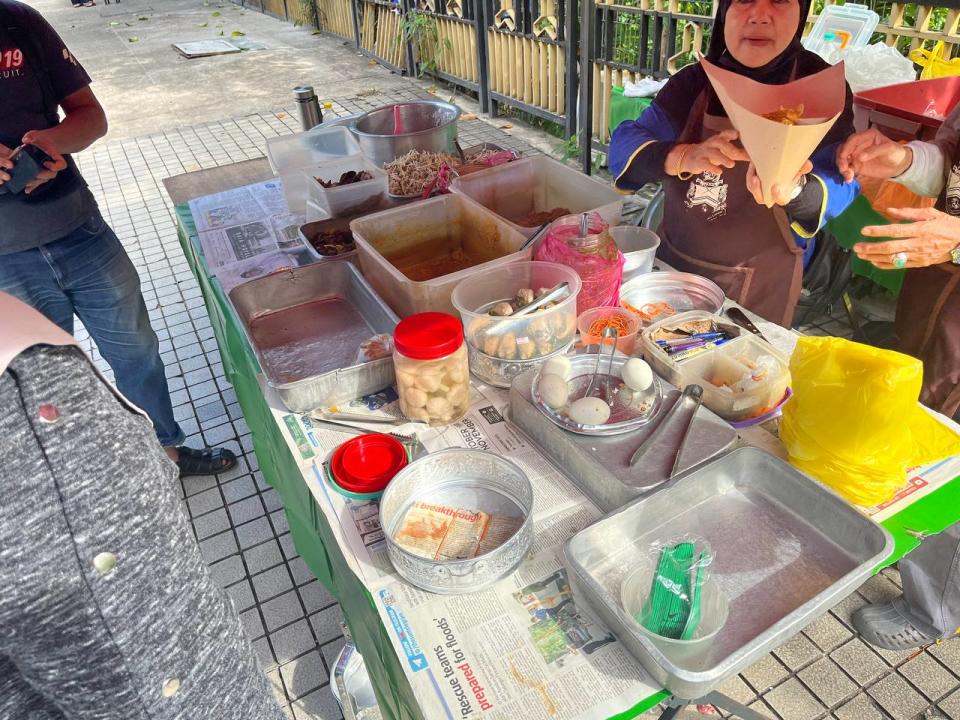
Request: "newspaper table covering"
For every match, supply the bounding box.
[188,180,305,286]
[264,310,960,720]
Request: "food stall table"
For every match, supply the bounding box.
[166,162,960,720]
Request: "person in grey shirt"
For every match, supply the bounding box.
[0,0,233,476]
[837,107,960,651]
[0,291,288,719]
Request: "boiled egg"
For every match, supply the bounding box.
[539,373,570,409]
[568,396,611,425]
[621,358,653,392]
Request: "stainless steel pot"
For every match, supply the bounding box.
[349,101,460,167]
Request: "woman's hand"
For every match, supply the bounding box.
[746,160,813,207]
[664,129,750,177]
[20,130,67,194]
[836,128,912,183]
[856,206,959,269]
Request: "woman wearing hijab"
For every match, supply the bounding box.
[609,0,858,326]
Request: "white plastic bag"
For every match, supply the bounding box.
[842,43,917,93]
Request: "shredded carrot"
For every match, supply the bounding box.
[623,300,676,322]
[587,314,634,341]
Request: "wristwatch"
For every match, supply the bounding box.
[789,174,808,202]
[951,244,960,265]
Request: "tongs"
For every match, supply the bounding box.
[308,413,421,450]
[629,384,704,479]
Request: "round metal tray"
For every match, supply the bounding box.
[620,271,725,324]
[532,353,664,436]
[379,449,534,594]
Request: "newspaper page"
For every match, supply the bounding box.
[188,180,305,270]
[263,376,665,717]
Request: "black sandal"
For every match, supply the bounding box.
[176,446,237,477]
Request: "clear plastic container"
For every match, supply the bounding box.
[621,559,729,669]
[610,226,660,283]
[451,261,582,387]
[803,3,879,63]
[577,306,641,355]
[267,125,362,214]
[307,157,388,218]
[640,312,790,422]
[450,155,623,237]
[351,193,530,318]
[393,312,469,425]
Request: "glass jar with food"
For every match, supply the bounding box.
[393,312,470,425]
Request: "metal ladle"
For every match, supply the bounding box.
[584,326,618,400]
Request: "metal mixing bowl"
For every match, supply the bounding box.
[349,101,460,167]
[380,449,533,594]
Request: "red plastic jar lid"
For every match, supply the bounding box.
[330,434,408,494]
[393,312,464,360]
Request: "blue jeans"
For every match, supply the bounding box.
[0,211,185,446]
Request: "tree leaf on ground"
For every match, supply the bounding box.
[109,20,120,26]
[461,113,478,121]
[211,10,221,16]
[137,16,149,21]
[312,29,322,35]
[230,30,245,36]
[127,36,140,42]
[499,123,513,129]
[196,22,208,27]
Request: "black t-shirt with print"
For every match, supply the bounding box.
[0,0,97,254]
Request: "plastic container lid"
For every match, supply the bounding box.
[394,312,464,360]
[331,434,408,494]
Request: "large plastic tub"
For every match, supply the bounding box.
[351,194,530,318]
[266,125,362,213]
[853,77,960,141]
[803,3,878,63]
[450,156,623,237]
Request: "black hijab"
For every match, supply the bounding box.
[654,0,853,149]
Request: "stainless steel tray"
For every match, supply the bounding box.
[229,261,399,413]
[509,369,738,511]
[620,271,725,324]
[564,447,894,699]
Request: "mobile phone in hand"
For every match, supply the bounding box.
[0,144,54,195]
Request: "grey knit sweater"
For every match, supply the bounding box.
[0,345,287,720]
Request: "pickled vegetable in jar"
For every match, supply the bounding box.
[393,312,470,426]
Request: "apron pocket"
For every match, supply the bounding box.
[658,233,754,306]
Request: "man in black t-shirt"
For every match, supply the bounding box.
[0,0,236,477]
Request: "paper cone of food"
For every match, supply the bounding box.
[701,58,845,206]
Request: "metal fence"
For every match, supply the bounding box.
[234,0,960,172]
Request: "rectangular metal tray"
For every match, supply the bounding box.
[508,369,739,512]
[229,261,399,413]
[564,447,894,699]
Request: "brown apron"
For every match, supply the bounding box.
[895,156,960,415]
[657,111,804,327]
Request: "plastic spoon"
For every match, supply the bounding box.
[393,105,404,134]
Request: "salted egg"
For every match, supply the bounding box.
[539,374,570,409]
[568,396,611,425]
[540,355,572,381]
[621,358,653,392]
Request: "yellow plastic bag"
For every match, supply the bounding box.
[780,337,960,506]
[910,41,960,80]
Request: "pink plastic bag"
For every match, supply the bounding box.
[534,212,625,314]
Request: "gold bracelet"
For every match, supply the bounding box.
[675,144,693,181]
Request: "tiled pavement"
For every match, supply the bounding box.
[68,93,960,720]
